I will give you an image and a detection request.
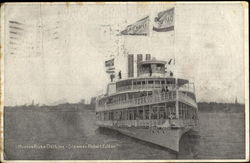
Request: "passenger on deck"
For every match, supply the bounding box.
[110,74,115,82]
[161,86,166,92]
[118,70,122,79]
[149,67,152,76]
[166,85,169,92]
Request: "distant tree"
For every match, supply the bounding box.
[80,99,85,104]
[90,97,96,105]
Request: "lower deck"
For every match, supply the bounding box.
[96,118,198,128]
[96,100,198,128]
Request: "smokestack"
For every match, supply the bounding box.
[128,54,134,77]
[146,54,151,60]
[137,54,143,77]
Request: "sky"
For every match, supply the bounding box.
[3,2,246,106]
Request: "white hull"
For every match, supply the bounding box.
[98,124,191,152]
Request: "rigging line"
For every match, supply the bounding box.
[39,3,44,57]
[172,6,176,80]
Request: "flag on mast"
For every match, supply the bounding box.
[168,59,175,65]
[120,16,149,36]
[105,58,115,74]
[105,58,114,67]
[153,8,175,32]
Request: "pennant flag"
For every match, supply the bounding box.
[168,59,175,65]
[168,59,172,64]
[153,8,175,32]
[120,16,149,36]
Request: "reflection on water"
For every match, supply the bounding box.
[178,130,201,159]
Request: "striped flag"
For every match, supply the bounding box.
[105,58,115,74]
[105,58,114,67]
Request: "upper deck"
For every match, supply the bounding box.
[96,56,197,115]
[138,60,166,77]
[116,76,189,92]
[101,58,195,97]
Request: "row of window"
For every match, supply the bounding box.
[96,102,197,121]
[116,78,176,88]
[98,91,154,106]
[138,66,165,74]
[98,90,195,107]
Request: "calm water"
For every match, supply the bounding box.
[4,107,245,160]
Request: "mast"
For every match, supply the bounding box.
[173,6,179,119]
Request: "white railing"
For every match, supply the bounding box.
[117,84,177,93]
[98,119,166,127]
[96,119,197,128]
[178,83,195,93]
[97,92,176,111]
[178,92,198,108]
[97,90,197,112]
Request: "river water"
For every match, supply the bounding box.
[4,107,245,160]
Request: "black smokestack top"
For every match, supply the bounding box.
[128,54,134,77]
[146,54,151,60]
[137,54,143,77]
